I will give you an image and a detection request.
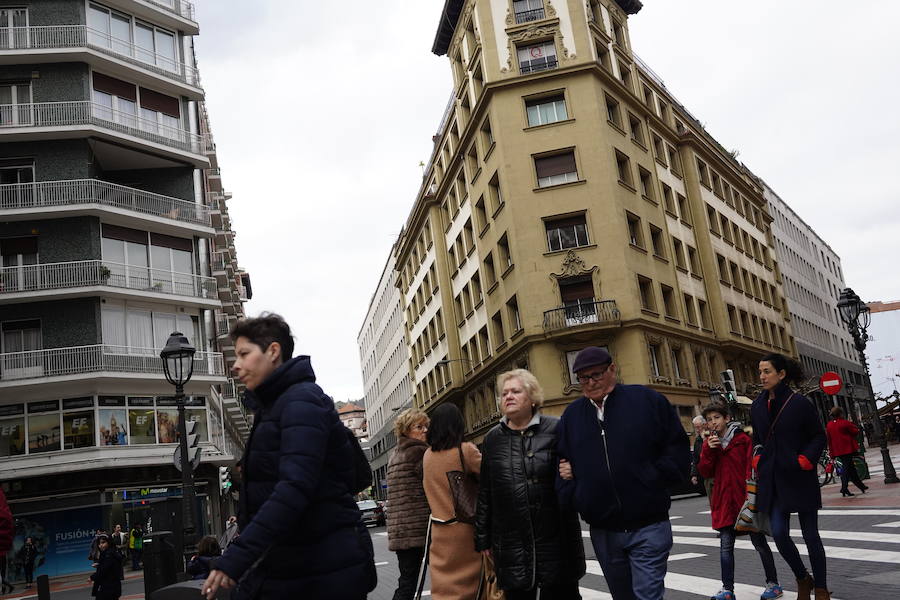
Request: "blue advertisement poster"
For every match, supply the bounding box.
[8,506,101,580]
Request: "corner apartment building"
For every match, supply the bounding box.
[391,0,796,441]
[0,0,249,578]
[357,247,412,499]
[763,182,865,420]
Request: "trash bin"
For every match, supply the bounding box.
[143,531,179,598]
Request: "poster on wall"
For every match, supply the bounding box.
[156,409,178,443]
[8,505,101,580]
[98,409,127,446]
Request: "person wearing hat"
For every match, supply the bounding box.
[556,346,690,600]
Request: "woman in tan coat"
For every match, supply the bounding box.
[423,403,482,600]
[386,408,431,600]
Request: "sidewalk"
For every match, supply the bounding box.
[3,570,144,599]
[822,444,900,508]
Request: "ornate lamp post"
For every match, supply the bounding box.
[837,288,899,484]
[160,332,199,551]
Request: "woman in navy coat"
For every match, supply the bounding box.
[202,314,376,600]
[752,353,828,600]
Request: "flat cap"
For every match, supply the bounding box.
[571,347,612,373]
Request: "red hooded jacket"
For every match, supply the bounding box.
[826,418,859,458]
[0,487,13,555]
[698,427,751,530]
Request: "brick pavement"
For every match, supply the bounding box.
[821,444,900,508]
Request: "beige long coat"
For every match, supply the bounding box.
[423,442,482,600]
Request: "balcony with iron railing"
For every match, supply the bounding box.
[215,312,231,337]
[0,260,218,306]
[0,344,225,386]
[144,0,197,23]
[514,8,545,23]
[0,26,201,92]
[542,299,621,332]
[0,101,212,163]
[0,179,211,230]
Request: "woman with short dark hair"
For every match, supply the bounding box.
[753,353,829,600]
[202,313,375,600]
[422,403,482,600]
[826,406,868,497]
[90,535,122,600]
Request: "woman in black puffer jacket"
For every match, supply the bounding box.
[475,369,585,599]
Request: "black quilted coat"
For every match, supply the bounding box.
[474,415,585,591]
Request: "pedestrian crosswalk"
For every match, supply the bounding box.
[369,502,900,599]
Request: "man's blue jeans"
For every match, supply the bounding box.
[589,520,672,600]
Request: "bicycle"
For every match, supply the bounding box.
[817,451,844,487]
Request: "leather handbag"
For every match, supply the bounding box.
[476,552,506,600]
[735,393,794,535]
[446,445,478,525]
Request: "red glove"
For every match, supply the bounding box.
[752,455,761,469]
[797,455,814,471]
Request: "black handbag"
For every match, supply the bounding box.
[446,446,478,524]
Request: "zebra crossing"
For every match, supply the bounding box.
[368,497,900,599]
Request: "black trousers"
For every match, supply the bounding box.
[838,453,866,492]
[24,562,34,584]
[392,546,425,600]
[504,580,582,600]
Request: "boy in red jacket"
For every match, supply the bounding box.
[699,402,782,600]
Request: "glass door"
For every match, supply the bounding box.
[0,8,28,50]
[0,83,32,127]
[0,163,34,209]
[0,320,42,380]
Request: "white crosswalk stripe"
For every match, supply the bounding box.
[874,520,900,528]
[671,524,900,544]
[672,535,900,564]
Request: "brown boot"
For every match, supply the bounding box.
[796,574,814,600]
[814,589,831,600]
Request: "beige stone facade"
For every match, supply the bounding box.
[393,0,796,441]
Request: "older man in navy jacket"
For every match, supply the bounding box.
[557,347,690,600]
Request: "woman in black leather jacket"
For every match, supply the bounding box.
[475,369,585,600]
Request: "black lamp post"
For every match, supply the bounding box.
[837,288,899,484]
[160,331,199,552]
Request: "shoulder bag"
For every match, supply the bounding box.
[446,445,478,525]
[735,393,794,535]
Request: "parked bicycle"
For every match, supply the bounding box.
[818,451,844,487]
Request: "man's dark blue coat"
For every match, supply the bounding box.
[555,383,690,530]
[215,356,376,599]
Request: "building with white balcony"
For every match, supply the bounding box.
[0,0,250,579]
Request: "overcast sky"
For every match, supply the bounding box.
[193,1,900,403]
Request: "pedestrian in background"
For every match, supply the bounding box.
[690,415,713,502]
[557,346,690,600]
[129,524,143,570]
[385,408,430,600]
[0,487,13,595]
[89,534,122,600]
[753,354,828,600]
[89,529,107,563]
[202,314,376,600]
[187,536,221,581]
[825,407,867,497]
[20,537,37,590]
[422,403,482,600]
[111,525,127,576]
[699,402,782,600]
[475,369,585,599]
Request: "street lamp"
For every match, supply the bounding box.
[160,331,200,552]
[837,288,899,484]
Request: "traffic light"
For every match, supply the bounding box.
[219,466,232,492]
[720,369,737,404]
[185,419,201,467]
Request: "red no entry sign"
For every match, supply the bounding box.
[819,371,843,395]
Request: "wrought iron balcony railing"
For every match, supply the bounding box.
[215,312,231,337]
[0,179,210,226]
[0,260,217,299]
[0,25,201,88]
[514,8,545,24]
[0,345,224,382]
[0,101,212,155]
[542,299,621,332]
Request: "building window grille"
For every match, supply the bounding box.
[513,0,545,23]
[518,42,557,74]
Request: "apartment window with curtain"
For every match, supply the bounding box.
[518,41,557,74]
[513,0,545,24]
[1,319,42,379]
[545,214,589,252]
[0,82,32,126]
[559,277,597,324]
[535,151,578,187]
[0,236,38,293]
[102,304,197,354]
[88,3,178,73]
[526,94,567,127]
[101,225,195,294]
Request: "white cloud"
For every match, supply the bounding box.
[193,0,900,401]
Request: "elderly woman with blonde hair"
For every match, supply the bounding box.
[474,369,585,599]
[385,408,431,600]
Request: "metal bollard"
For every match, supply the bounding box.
[36,574,50,600]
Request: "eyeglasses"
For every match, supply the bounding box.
[576,364,611,384]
